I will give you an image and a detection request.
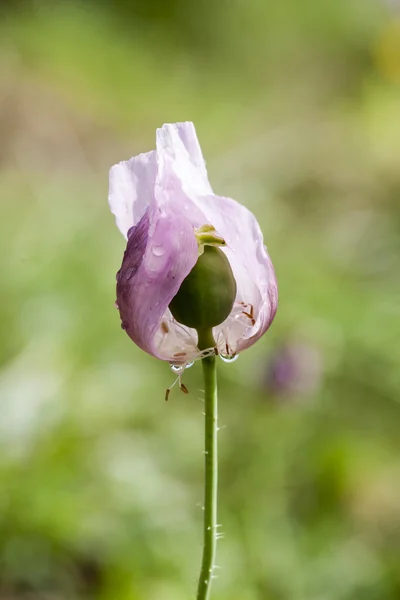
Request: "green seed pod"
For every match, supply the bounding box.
[169,246,237,331]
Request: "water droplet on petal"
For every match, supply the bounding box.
[152,245,165,257]
[185,360,195,369]
[114,300,119,309]
[220,354,239,363]
[125,267,136,280]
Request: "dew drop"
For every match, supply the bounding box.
[220,354,239,363]
[121,321,128,331]
[185,360,195,369]
[171,364,183,373]
[152,245,165,257]
[125,267,135,280]
[114,300,119,309]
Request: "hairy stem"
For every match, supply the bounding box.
[196,328,218,600]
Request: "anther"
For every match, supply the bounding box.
[180,383,189,394]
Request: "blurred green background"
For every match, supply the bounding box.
[1,1,400,598]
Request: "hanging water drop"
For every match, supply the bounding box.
[171,364,184,373]
[220,353,239,363]
[185,360,195,369]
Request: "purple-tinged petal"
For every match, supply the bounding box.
[202,194,277,354]
[116,200,199,360]
[109,151,157,239]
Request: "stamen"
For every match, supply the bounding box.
[164,317,192,339]
[242,311,256,326]
[165,372,182,401]
[214,299,258,358]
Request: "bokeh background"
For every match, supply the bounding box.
[1,1,400,599]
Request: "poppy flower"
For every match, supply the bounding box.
[109,122,277,364]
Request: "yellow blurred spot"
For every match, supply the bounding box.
[375,18,400,83]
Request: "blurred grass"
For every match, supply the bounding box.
[1,1,400,599]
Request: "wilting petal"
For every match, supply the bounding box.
[110,133,206,362]
[116,199,199,360]
[202,194,277,355]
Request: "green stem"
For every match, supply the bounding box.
[196,328,218,600]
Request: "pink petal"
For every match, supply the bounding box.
[116,198,198,360]
[197,194,277,354]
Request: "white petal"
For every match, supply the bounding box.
[108,150,157,239]
[156,122,213,197]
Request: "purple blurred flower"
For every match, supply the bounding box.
[109,122,277,363]
[266,340,323,398]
